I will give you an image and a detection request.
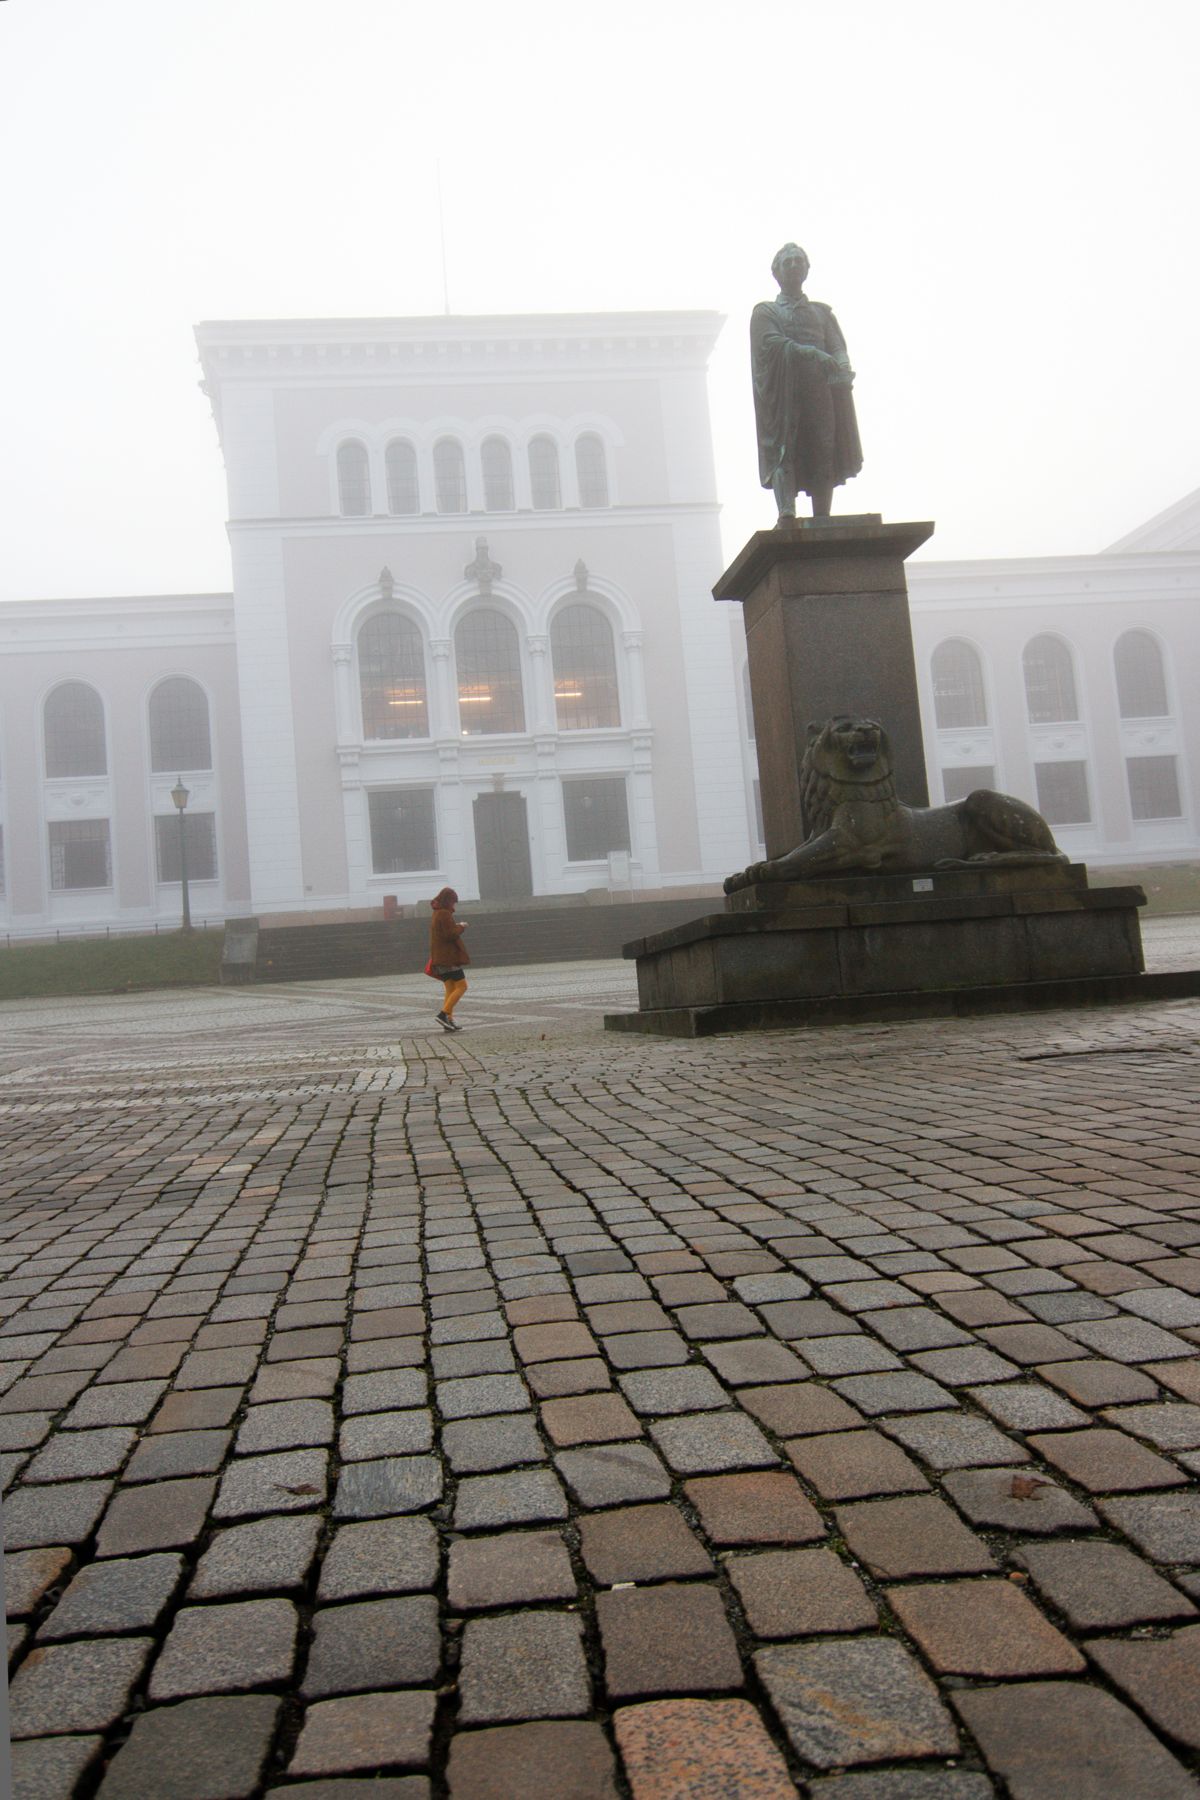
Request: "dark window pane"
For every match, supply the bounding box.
[367,788,437,873]
[385,441,419,515]
[563,777,630,861]
[575,433,609,507]
[743,663,755,741]
[337,442,371,516]
[931,639,988,729]
[359,614,429,739]
[942,765,996,802]
[753,779,764,845]
[529,436,560,510]
[44,682,107,778]
[48,819,111,889]
[1034,760,1090,824]
[155,812,218,882]
[1127,755,1182,820]
[481,437,514,511]
[1023,636,1079,723]
[550,604,620,729]
[149,678,212,772]
[455,608,525,735]
[1114,631,1168,719]
[434,439,466,513]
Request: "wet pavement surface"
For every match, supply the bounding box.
[2,920,1200,1798]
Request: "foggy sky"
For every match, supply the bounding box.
[1,0,1197,602]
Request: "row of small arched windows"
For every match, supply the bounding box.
[42,677,212,779]
[931,630,1174,731]
[337,432,609,518]
[359,601,621,739]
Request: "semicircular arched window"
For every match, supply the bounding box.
[434,438,467,514]
[550,603,620,730]
[149,677,212,772]
[385,440,419,515]
[454,608,525,735]
[1114,629,1168,719]
[1023,635,1079,724]
[481,437,514,512]
[575,433,610,508]
[358,613,429,739]
[44,681,107,778]
[931,639,988,730]
[337,441,371,516]
[529,436,561,510]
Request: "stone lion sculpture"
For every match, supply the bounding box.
[726,715,1066,893]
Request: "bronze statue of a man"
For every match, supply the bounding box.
[753,244,863,523]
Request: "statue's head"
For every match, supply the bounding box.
[772,243,810,288]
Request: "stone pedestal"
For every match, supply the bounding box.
[714,518,932,856]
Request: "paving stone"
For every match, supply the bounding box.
[24,1426,137,1481]
[437,1375,530,1419]
[759,1298,854,1337]
[191,1514,323,1599]
[1115,1285,1200,1328]
[786,1428,927,1500]
[806,1776,993,1800]
[540,1391,641,1446]
[887,1577,1084,1676]
[698,1338,808,1387]
[526,1358,612,1398]
[3,1545,72,1617]
[289,1689,436,1777]
[512,1322,596,1363]
[302,1596,440,1698]
[442,1412,546,1473]
[4,1479,113,1551]
[1040,1357,1159,1406]
[835,1494,997,1578]
[798,1335,901,1376]
[1029,1426,1185,1492]
[727,1546,876,1636]
[318,1517,438,1602]
[150,1596,298,1698]
[1097,1491,1200,1561]
[40,1551,183,1638]
[1105,1400,1200,1448]
[236,1398,335,1453]
[149,1386,243,1432]
[333,1456,441,1519]
[596,1582,743,1698]
[612,1698,796,1800]
[579,1502,713,1585]
[215,1448,329,1518]
[340,1369,427,1414]
[942,1466,1098,1534]
[649,1409,778,1474]
[554,1442,671,1507]
[123,1428,231,1483]
[739,1380,864,1437]
[453,1466,569,1530]
[881,1410,1030,1470]
[602,1330,691,1369]
[858,1306,972,1352]
[1063,1316,1195,1362]
[96,1476,215,1556]
[1087,1627,1200,1754]
[684,1471,825,1545]
[175,1347,260,1388]
[1014,1539,1197,1628]
[617,1365,729,1416]
[448,1529,575,1609]
[446,1720,619,1800]
[755,1638,958,1768]
[432,1341,515,1380]
[967,1381,1089,1431]
[831,1372,955,1416]
[650,1273,726,1305]
[339,1409,434,1461]
[909,1345,1020,1386]
[95,1693,281,1798]
[9,1735,103,1800]
[458,1612,589,1723]
[954,1681,1197,1800]
[10,1635,153,1736]
[1023,1289,1117,1323]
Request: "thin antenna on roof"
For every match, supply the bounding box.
[436,161,451,316]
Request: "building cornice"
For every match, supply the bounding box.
[224,502,722,536]
[0,593,236,650]
[908,550,1200,611]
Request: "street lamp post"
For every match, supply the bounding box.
[170,777,192,932]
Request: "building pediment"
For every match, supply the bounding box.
[1106,482,1200,552]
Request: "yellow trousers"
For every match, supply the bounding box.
[441,977,468,1017]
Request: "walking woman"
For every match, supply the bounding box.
[429,886,469,1032]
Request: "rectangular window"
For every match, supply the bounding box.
[368,788,437,873]
[942,765,996,803]
[753,779,764,846]
[49,819,112,890]
[155,813,218,882]
[1127,755,1182,821]
[563,777,630,862]
[1034,761,1091,826]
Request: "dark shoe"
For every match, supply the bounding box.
[444,1017,461,1032]
[436,1012,454,1031]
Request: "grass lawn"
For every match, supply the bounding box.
[0,930,224,1001]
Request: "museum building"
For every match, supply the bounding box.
[0,309,1197,938]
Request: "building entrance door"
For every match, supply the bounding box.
[473,792,533,902]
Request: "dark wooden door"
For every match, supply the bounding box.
[473,793,533,901]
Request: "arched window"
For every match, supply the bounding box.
[434,439,467,514]
[337,442,371,516]
[358,613,429,739]
[385,441,419,515]
[742,663,755,741]
[454,608,525,735]
[931,639,988,729]
[44,682,106,778]
[529,436,561,510]
[481,437,514,512]
[149,678,212,772]
[1023,635,1079,724]
[1114,630,1168,719]
[575,433,609,508]
[550,604,620,730]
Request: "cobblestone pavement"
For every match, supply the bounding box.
[2,924,1200,1798]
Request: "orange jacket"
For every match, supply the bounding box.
[430,909,469,967]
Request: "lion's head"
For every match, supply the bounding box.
[800,715,898,839]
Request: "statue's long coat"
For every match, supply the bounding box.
[752,296,863,497]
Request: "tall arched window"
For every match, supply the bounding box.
[550,604,620,730]
[931,639,988,729]
[44,682,106,778]
[1023,635,1079,724]
[529,436,561,510]
[149,678,212,772]
[385,441,419,515]
[1114,630,1168,719]
[434,439,467,513]
[454,609,525,735]
[481,438,514,512]
[358,614,429,739]
[337,441,371,516]
[575,434,609,508]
